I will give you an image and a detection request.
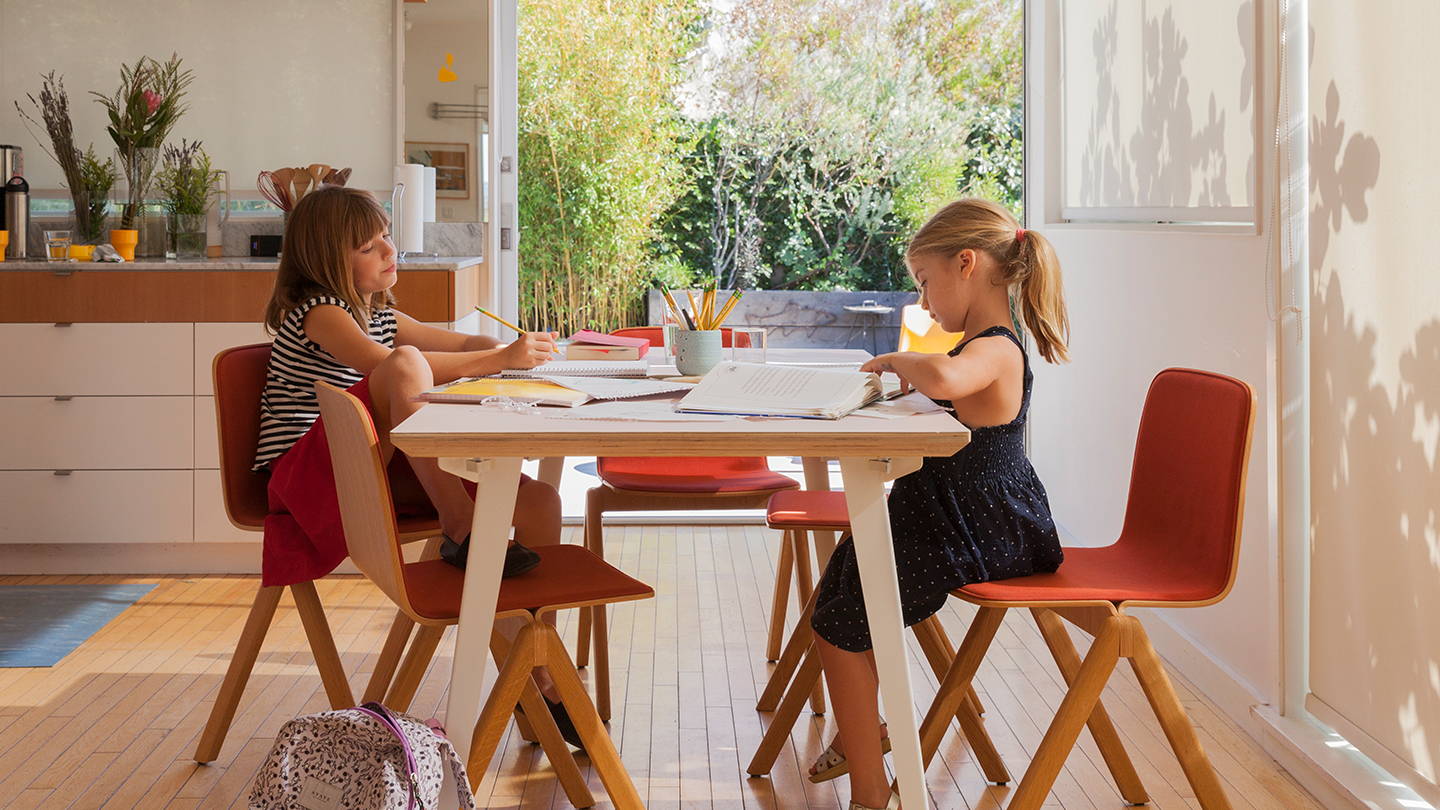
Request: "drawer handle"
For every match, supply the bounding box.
[53,395,73,402]
[53,322,73,328]
[53,470,73,477]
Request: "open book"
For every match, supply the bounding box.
[419,375,692,407]
[676,362,895,419]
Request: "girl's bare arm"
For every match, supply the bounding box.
[860,338,1016,403]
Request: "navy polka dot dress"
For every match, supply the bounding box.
[810,325,1064,653]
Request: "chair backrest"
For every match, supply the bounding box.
[611,325,750,348]
[897,304,963,354]
[313,381,416,616]
[1117,368,1256,605]
[212,343,274,530]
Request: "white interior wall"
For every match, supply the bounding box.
[404,15,488,222]
[1027,0,1281,713]
[0,0,395,192]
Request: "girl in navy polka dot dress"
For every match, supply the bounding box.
[807,199,1070,810]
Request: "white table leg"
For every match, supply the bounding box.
[800,456,838,566]
[437,455,523,800]
[839,456,927,810]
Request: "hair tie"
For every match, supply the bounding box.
[1015,228,1027,243]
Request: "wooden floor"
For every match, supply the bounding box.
[0,525,1323,809]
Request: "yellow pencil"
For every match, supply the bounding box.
[686,289,701,327]
[474,305,525,334]
[713,290,743,327]
[703,286,716,330]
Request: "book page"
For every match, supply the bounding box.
[678,362,872,415]
[540,376,693,400]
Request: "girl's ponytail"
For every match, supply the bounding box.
[1011,229,1069,364]
[907,198,1071,364]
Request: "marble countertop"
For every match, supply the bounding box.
[0,256,484,272]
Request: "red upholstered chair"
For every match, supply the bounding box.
[316,381,654,806]
[575,326,800,721]
[194,344,443,763]
[917,368,1256,809]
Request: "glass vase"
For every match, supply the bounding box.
[115,146,159,233]
[68,192,111,246]
[166,212,207,260]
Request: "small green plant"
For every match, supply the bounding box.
[76,146,117,244]
[156,140,220,217]
[91,54,194,229]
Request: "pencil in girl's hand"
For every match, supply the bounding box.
[474,305,525,334]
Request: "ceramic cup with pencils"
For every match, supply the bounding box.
[674,329,723,376]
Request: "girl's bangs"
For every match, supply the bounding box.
[345,194,390,248]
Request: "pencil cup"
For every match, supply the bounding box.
[675,329,723,376]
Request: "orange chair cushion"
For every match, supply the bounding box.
[401,544,654,621]
[956,544,1224,605]
[597,456,798,494]
[766,490,851,530]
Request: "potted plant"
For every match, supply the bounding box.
[155,140,220,260]
[13,71,116,246]
[91,54,193,259]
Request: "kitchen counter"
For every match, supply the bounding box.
[0,256,483,272]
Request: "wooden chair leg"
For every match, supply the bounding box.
[467,624,540,790]
[363,610,414,704]
[593,602,611,722]
[385,624,446,713]
[911,616,1009,784]
[1008,619,1123,810]
[747,645,824,776]
[576,607,592,669]
[968,684,985,716]
[576,486,606,669]
[919,606,1005,766]
[1129,630,1233,809]
[918,617,986,715]
[1032,608,1148,804]
[790,529,827,714]
[757,589,817,712]
[289,580,355,710]
[543,625,644,809]
[516,678,594,807]
[766,529,797,662]
[489,626,539,744]
[194,584,283,763]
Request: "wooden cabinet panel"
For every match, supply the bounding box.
[0,323,192,395]
[0,396,193,470]
[0,470,193,543]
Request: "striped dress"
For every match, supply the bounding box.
[253,294,398,470]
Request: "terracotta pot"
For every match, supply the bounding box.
[109,229,139,262]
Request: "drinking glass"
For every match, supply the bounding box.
[43,230,72,262]
[730,326,768,364]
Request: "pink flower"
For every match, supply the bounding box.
[143,90,162,115]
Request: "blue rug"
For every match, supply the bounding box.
[0,584,157,667]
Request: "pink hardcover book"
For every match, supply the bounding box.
[568,329,651,349]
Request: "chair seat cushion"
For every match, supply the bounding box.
[598,456,798,494]
[956,544,1224,605]
[766,490,851,530]
[402,544,654,621]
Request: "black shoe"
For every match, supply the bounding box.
[544,696,586,751]
[438,535,541,578]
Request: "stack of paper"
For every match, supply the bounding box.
[676,362,893,419]
[499,359,650,378]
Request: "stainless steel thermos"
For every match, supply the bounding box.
[1,144,24,259]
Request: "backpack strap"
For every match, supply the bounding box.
[358,703,420,810]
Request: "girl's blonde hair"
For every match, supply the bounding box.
[906,198,1070,363]
[263,185,395,334]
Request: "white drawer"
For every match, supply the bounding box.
[0,470,193,543]
[195,323,271,396]
[0,396,193,470]
[194,469,259,543]
[0,323,193,396]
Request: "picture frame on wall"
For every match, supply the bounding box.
[404,141,470,200]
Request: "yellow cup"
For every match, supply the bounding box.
[109,229,139,262]
[0,230,8,262]
[68,244,95,262]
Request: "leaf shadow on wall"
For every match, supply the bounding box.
[1309,67,1440,780]
[1079,1,1252,208]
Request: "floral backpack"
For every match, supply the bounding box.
[248,702,476,810]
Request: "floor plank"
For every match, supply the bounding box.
[0,528,1323,809]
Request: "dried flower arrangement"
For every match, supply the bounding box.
[91,54,194,230]
[13,71,117,244]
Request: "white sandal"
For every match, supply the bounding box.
[808,735,893,783]
[848,790,900,810]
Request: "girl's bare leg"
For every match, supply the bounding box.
[817,636,891,808]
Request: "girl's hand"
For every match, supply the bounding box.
[497,332,558,369]
[861,353,912,394]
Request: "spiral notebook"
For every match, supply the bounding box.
[498,359,650,378]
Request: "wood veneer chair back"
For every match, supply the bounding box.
[313,381,415,616]
[897,304,964,354]
[211,343,273,529]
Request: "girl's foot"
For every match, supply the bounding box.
[808,724,891,783]
[438,534,541,577]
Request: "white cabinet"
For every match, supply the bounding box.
[0,323,192,396]
[0,470,194,543]
[0,397,193,470]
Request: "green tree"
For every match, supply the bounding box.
[517,0,702,332]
